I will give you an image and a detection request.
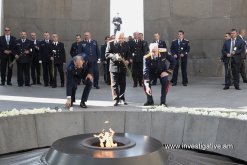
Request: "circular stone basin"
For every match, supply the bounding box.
[44,133,168,165]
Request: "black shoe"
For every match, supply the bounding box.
[94,85,100,89]
[160,102,167,107]
[183,83,187,86]
[80,102,87,108]
[7,82,12,86]
[139,83,143,87]
[44,84,48,87]
[223,87,229,90]
[133,84,137,88]
[0,83,5,86]
[25,84,31,87]
[143,101,154,106]
[151,83,156,86]
[235,86,241,90]
[172,83,177,86]
[121,100,128,105]
[113,100,119,106]
[243,80,247,83]
[31,83,36,85]
[18,85,23,87]
[52,85,57,88]
[61,84,64,87]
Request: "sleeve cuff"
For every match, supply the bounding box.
[67,96,71,99]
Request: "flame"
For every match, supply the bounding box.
[94,128,117,148]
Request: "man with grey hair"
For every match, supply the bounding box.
[237,29,247,83]
[105,32,131,106]
[65,54,93,108]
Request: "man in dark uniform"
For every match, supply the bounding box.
[222,29,245,90]
[0,27,16,86]
[237,29,247,83]
[30,32,41,85]
[65,55,93,108]
[70,34,81,58]
[13,31,33,87]
[50,34,66,88]
[101,36,111,85]
[143,43,176,106]
[170,30,190,86]
[128,32,145,87]
[112,13,122,35]
[105,32,131,106]
[151,33,167,85]
[39,32,52,87]
[139,32,149,54]
[79,32,100,89]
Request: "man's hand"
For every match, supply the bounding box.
[115,54,122,61]
[65,98,72,108]
[231,51,236,55]
[227,53,231,57]
[4,50,11,54]
[146,87,152,96]
[15,55,19,59]
[24,50,29,54]
[180,54,184,57]
[174,54,178,58]
[39,60,42,64]
[50,57,54,61]
[86,74,93,81]
[129,59,133,63]
[160,71,169,78]
[124,60,129,66]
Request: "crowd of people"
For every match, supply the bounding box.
[6,26,247,108]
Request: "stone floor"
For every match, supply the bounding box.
[0,76,247,111]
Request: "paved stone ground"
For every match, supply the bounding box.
[0,76,247,111]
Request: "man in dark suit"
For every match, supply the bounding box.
[65,55,93,108]
[170,30,190,86]
[70,34,81,58]
[105,32,132,106]
[112,13,122,35]
[237,29,247,83]
[139,33,149,54]
[79,32,100,89]
[0,27,16,86]
[222,29,245,90]
[101,36,111,85]
[13,31,33,87]
[30,32,41,85]
[151,33,167,85]
[128,32,145,87]
[50,34,66,88]
[39,32,52,87]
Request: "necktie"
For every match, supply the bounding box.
[178,39,181,45]
[231,39,235,53]
[6,36,10,45]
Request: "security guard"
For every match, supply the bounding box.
[39,32,52,87]
[139,32,149,54]
[50,34,66,88]
[143,43,176,106]
[105,32,131,106]
[170,30,190,86]
[13,31,33,87]
[101,36,111,85]
[70,34,81,58]
[79,32,100,89]
[65,55,93,108]
[128,32,145,87]
[152,33,167,85]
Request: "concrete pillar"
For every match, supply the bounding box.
[0,0,3,35]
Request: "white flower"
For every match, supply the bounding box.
[69,107,73,111]
[237,114,247,120]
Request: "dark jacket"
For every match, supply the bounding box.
[143,52,176,80]
[100,43,108,62]
[50,42,66,64]
[222,38,245,63]
[237,35,247,59]
[38,40,52,62]
[105,41,131,73]
[153,40,167,49]
[13,39,33,63]
[78,39,100,62]
[66,55,92,97]
[170,39,190,62]
[70,42,80,58]
[0,35,16,60]
[31,40,40,63]
[128,39,145,62]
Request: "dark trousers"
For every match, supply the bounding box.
[52,63,64,86]
[17,63,30,86]
[171,58,188,84]
[224,60,232,86]
[227,59,240,88]
[132,62,143,85]
[92,61,99,86]
[103,62,110,84]
[110,72,126,101]
[0,57,13,84]
[42,62,52,86]
[144,76,170,104]
[31,61,41,84]
[240,59,247,82]
[71,79,93,103]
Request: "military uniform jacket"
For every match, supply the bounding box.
[222,38,245,64]
[38,40,52,62]
[50,42,66,64]
[70,42,80,58]
[153,40,167,49]
[143,52,176,80]
[14,39,33,63]
[0,35,16,60]
[78,39,100,62]
[170,39,190,62]
[105,41,131,73]
[100,43,107,62]
[128,39,145,63]
[31,40,40,63]
[66,56,92,97]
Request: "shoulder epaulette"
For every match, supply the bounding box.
[184,39,189,42]
[172,39,177,42]
[144,53,152,59]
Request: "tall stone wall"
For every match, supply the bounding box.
[4,0,247,76]
[144,0,247,76]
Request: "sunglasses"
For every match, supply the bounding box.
[5,29,10,31]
